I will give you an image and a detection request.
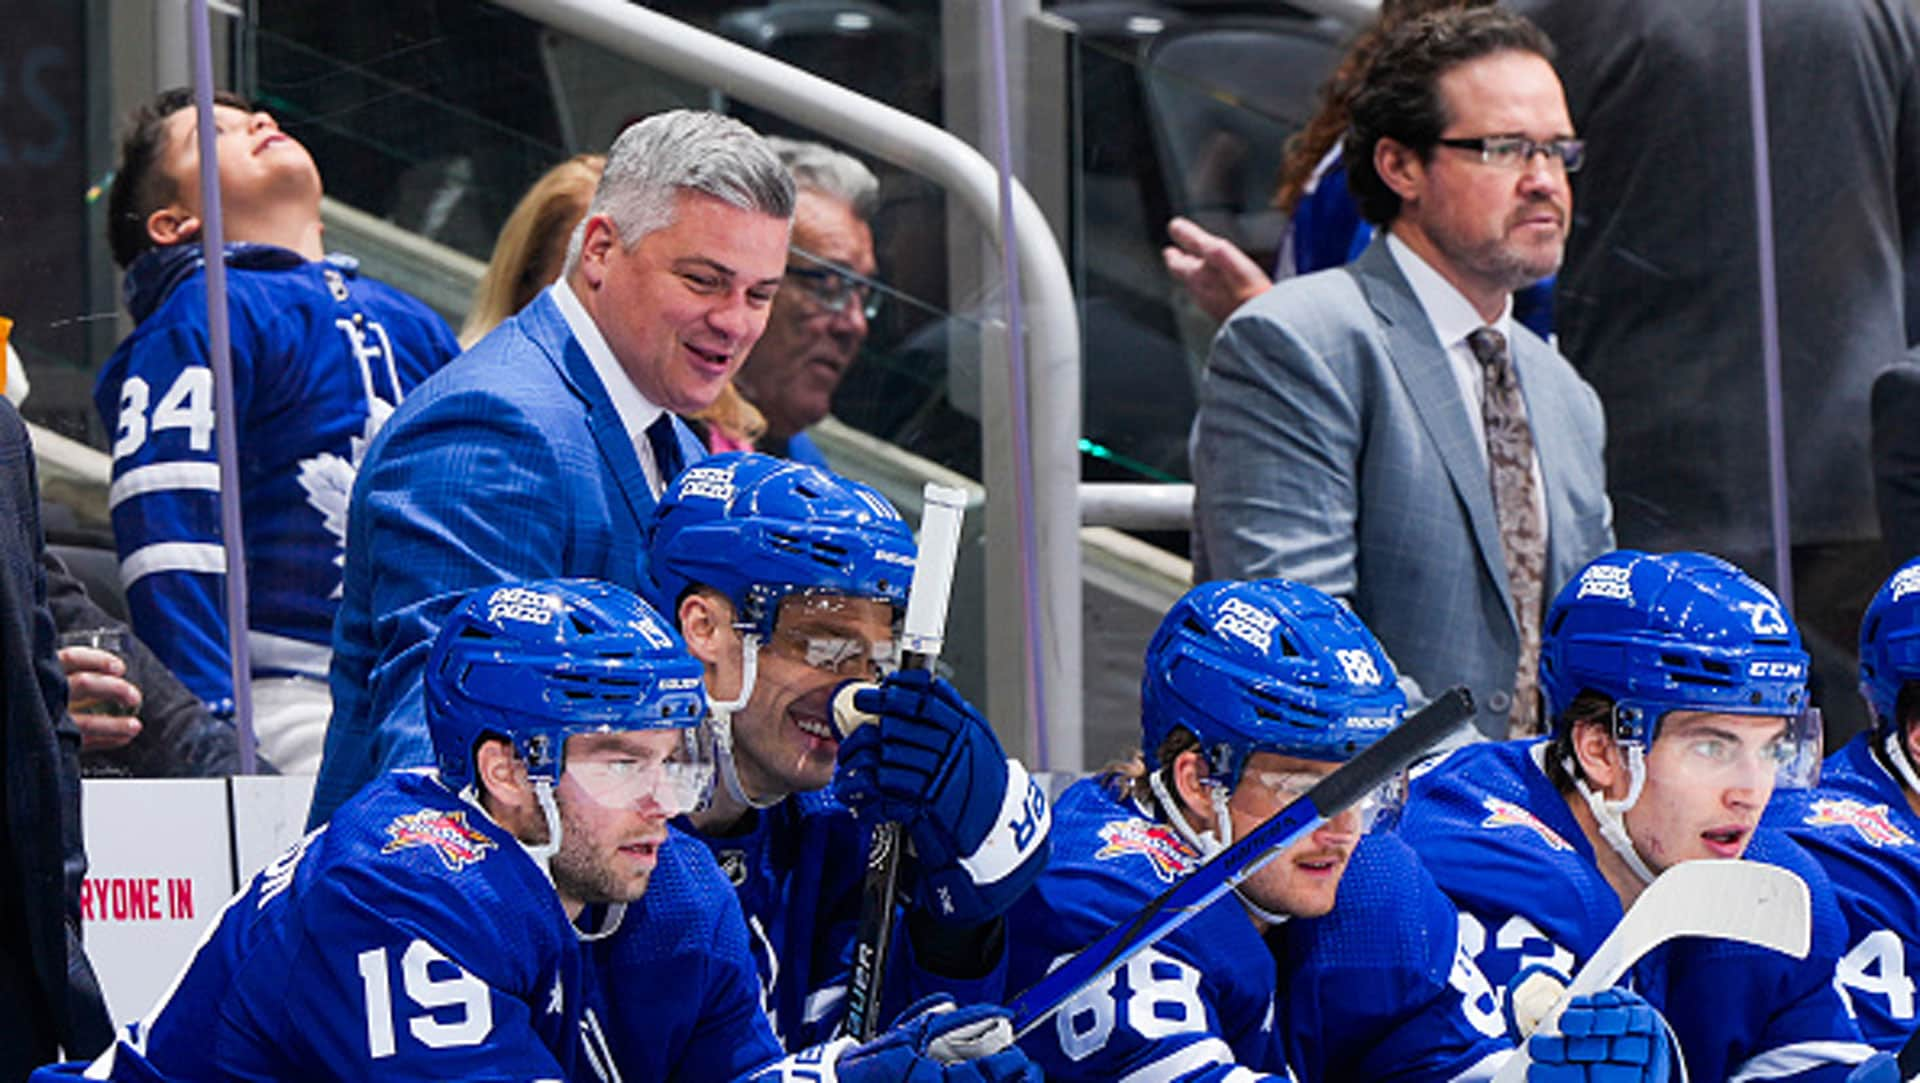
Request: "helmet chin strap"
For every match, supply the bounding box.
[1882,727,1920,796]
[1569,744,1658,886]
[522,778,627,941]
[711,634,781,811]
[1150,768,1291,927]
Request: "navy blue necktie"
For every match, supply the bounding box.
[645,413,684,495]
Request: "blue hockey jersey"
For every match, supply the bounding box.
[589,824,786,1081]
[1005,776,1512,1082]
[1767,733,1920,1055]
[59,770,608,1081]
[98,243,456,715]
[673,788,1004,1050]
[1399,739,1877,1082]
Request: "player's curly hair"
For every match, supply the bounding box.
[107,87,255,269]
[1104,727,1202,805]
[1542,690,1617,794]
[1343,7,1555,226]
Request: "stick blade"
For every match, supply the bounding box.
[1570,859,1810,998]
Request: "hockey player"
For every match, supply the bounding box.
[628,451,1051,1051]
[101,88,458,771]
[1400,550,1891,1081]
[1003,577,1673,1082]
[1766,557,1920,1056]
[34,578,1037,1082]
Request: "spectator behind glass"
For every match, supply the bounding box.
[45,549,240,778]
[463,153,764,452]
[98,88,460,774]
[0,398,112,1078]
[731,138,881,467]
[4,353,239,777]
[1163,0,1556,340]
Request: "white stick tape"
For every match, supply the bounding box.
[902,483,968,659]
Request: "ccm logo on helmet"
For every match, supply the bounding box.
[1748,660,1806,680]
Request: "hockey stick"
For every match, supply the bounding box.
[1490,859,1812,1082]
[1005,685,1477,1039]
[840,482,970,1042]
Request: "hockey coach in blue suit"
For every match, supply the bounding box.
[311,109,794,826]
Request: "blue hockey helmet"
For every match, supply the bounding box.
[426,578,710,797]
[1141,579,1406,785]
[1540,551,1810,745]
[642,451,915,639]
[1860,559,1920,737]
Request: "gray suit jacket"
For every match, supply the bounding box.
[1193,239,1613,738]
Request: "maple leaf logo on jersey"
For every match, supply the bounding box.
[1480,796,1574,852]
[1805,798,1914,847]
[296,452,355,599]
[381,809,498,871]
[1095,819,1198,883]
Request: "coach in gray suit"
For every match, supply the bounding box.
[1193,7,1611,740]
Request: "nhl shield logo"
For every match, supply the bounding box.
[1095,819,1199,883]
[1806,798,1914,847]
[1480,796,1574,852]
[382,809,499,871]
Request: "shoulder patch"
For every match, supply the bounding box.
[1804,798,1915,847]
[381,808,499,871]
[1480,796,1574,852]
[1094,818,1199,883]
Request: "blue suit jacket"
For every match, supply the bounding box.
[1193,238,1613,738]
[310,291,704,825]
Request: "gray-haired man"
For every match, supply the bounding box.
[733,138,881,466]
[310,110,795,824]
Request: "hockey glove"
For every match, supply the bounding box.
[750,996,1040,1082]
[835,671,1050,923]
[1525,988,1673,1083]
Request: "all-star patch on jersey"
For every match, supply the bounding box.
[1802,797,1914,847]
[1094,817,1199,882]
[381,808,498,871]
[1479,795,1574,852]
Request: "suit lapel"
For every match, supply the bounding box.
[524,293,657,525]
[1351,240,1516,624]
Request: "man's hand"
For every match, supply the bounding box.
[1525,989,1672,1083]
[1162,216,1274,324]
[58,645,143,752]
[834,670,1049,924]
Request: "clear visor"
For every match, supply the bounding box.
[1647,707,1823,792]
[759,593,901,682]
[563,727,715,817]
[1242,766,1405,834]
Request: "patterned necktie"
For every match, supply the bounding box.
[644,413,685,497]
[1467,327,1546,737]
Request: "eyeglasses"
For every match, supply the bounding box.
[1435,135,1586,173]
[785,266,883,321]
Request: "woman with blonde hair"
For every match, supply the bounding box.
[463,152,764,451]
